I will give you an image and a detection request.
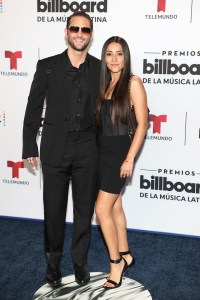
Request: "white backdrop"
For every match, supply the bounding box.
[0,0,200,237]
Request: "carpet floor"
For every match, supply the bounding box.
[0,218,200,300]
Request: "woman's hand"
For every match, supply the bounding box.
[120,160,134,178]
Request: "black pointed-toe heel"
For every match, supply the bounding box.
[119,250,135,272]
[103,256,127,289]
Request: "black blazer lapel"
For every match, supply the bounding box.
[51,51,70,112]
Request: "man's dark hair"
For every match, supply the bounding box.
[66,11,93,30]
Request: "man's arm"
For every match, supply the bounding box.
[22,60,47,160]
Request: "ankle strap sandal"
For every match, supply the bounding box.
[103,256,127,289]
[119,250,135,268]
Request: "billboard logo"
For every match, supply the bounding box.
[5,51,22,70]
[143,59,200,75]
[140,175,200,194]
[0,111,6,126]
[7,161,24,178]
[157,0,166,12]
[150,114,167,134]
[37,0,107,13]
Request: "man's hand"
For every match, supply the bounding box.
[27,157,39,166]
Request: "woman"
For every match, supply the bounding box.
[95,36,148,289]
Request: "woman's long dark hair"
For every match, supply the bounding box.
[96,36,131,125]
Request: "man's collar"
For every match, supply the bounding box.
[65,49,89,69]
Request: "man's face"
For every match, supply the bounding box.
[65,16,93,52]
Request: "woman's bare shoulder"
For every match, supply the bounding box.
[130,75,143,85]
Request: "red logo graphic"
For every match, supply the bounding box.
[7,161,24,178]
[150,114,167,134]
[157,0,166,12]
[5,51,22,70]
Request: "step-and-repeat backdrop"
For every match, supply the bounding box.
[0,0,200,237]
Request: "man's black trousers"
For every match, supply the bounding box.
[42,129,98,266]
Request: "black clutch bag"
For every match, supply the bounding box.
[128,75,137,141]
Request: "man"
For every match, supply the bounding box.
[22,11,100,287]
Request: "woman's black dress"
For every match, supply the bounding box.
[98,100,131,194]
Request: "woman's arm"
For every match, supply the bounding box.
[120,75,148,178]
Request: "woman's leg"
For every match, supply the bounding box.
[112,194,133,265]
[95,190,126,287]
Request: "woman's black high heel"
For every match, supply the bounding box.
[119,250,135,272]
[106,250,134,280]
[103,256,127,289]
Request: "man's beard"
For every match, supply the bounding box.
[67,38,90,52]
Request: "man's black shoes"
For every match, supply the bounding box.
[45,263,90,287]
[74,263,90,286]
[45,264,62,287]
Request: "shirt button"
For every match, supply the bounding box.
[76,113,80,117]
[77,98,80,102]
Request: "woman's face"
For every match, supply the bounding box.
[105,42,125,74]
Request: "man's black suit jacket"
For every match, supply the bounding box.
[22,50,101,167]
